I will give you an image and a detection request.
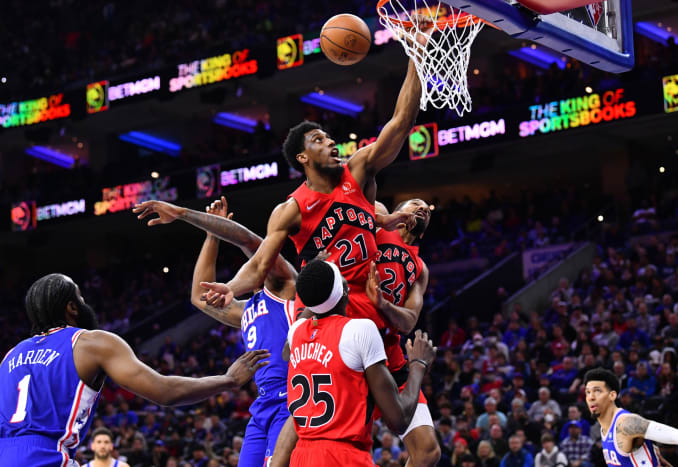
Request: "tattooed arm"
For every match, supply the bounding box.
[191,231,246,328]
[616,414,678,451]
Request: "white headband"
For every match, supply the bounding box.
[308,261,344,314]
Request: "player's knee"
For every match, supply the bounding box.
[410,439,441,467]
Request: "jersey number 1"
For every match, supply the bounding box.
[10,375,30,423]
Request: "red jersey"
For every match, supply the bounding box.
[289,165,386,328]
[376,228,425,372]
[287,316,373,451]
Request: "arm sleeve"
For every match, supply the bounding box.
[645,421,678,445]
[287,319,307,346]
[338,319,387,372]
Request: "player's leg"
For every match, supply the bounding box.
[401,404,440,467]
[239,414,267,467]
[269,415,297,467]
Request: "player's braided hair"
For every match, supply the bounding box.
[296,260,336,308]
[25,273,76,334]
[283,121,322,172]
[583,367,621,395]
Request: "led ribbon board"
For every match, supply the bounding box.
[519,88,636,138]
[664,74,678,114]
[221,162,279,186]
[0,94,71,128]
[95,177,178,215]
[169,49,258,93]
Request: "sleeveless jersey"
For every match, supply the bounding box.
[241,288,295,391]
[288,166,385,327]
[0,327,100,465]
[287,316,373,451]
[601,409,660,466]
[376,228,425,371]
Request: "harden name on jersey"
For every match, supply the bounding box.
[6,348,61,373]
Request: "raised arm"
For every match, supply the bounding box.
[74,330,269,406]
[348,59,422,188]
[191,231,246,328]
[133,199,297,292]
[616,413,678,452]
[201,199,301,305]
[366,261,429,334]
[365,330,436,434]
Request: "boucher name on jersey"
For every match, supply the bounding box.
[298,202,375,264]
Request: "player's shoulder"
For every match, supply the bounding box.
[342,318,380,338]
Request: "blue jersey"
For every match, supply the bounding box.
[0,327,100,466]
[601,409,660,466]
[240,288,294,391]
[239,288,294,467]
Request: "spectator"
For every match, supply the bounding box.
[452,438,474,467]
[500,434,533,467]
[559,421,594,467]
[550,356,578,400]
[534,433,568,467]
[476,440,500,467]
[593,321,620,350]
[476,397,507,432]
[441,318,467,349]
[558,405,591,441]
[373,431,402,464]
[488,424,509,459]
[527,387,562,422]
[627,361,657,399]
[618,317,651,350]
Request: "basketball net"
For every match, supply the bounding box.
[377,0,485,115]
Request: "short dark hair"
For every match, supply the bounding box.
[584,367,620,394]
[296,260,335,308]
[25,273,77,334]
[282,121,322,172]
[91,427,114,443]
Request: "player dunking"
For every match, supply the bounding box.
[287,259,436,466]
[196,55,422,325]
[367,198,439,467]
[584,368,678,466]
[0,274,267,465]
[85,427,130,467]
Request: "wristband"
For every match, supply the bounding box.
[409,358,429,369]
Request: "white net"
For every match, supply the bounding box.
[377,0,484,115]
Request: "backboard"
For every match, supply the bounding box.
[442,0,634,72]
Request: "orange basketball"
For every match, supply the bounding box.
[320,14,371,66]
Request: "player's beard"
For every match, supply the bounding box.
[313,160,343,181]
[75,300,99,330]
[94,451,111,460]
[409,216,428,237]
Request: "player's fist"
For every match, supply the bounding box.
[133,200,183,226]
[405,329,437,370]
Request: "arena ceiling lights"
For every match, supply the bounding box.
[25,146,76,168]
[508,46,566,70]
[300,92,364,117]
[213,112,270,134]
[119,131,181,157]
[634,22,678,45]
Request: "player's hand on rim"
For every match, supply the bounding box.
[226,349,270,386]
[406,329,437,371]
[132,200,182,226]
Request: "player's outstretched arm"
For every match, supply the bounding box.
[617,414,678,449]
[366,261,428,334]
[74,330,269,406]
[201,199,301,304]
[365,330,436,434]
[134,199,297,290]
[348,59,421,185]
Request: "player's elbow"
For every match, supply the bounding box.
[382,407,411,435]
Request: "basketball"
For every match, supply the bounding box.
[320,14,371,66]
